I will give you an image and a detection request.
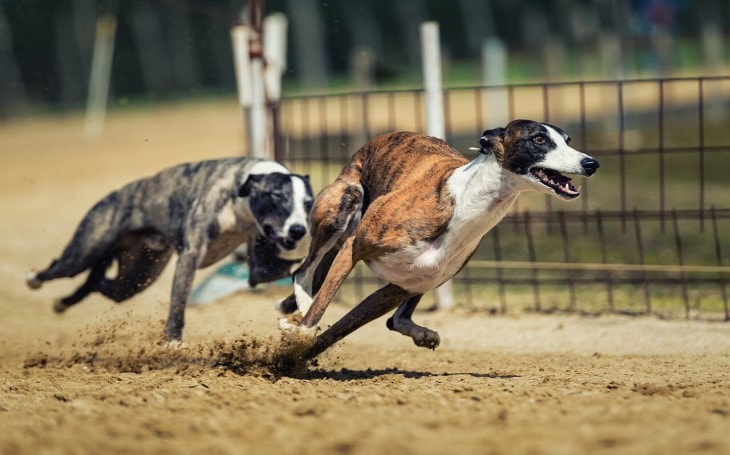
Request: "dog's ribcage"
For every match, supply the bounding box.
[366,153,520,294]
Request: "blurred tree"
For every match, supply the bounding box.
[0,1,27,116]
[131,2,174,97]
[285,0,329,88]
[0,0,727,115]
[166,7,201,91]
[54,0,96,108]
[394,0,427,68]
[457,0,495,54]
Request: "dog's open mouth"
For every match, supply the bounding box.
[530,167,580,199]
[269,234,298,251]
[264,226,297,251]
[279,238,297,250]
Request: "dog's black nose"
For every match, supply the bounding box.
[581,157,600,176]
[288,224,307,241]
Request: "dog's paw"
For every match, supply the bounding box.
[412,328,441,350]
[274,294,299,314]
[388,318,441,350]
[278,317,296,332]
[277,311,303,332]
[26,272,42,290]
[163,340,189,350]
[279,318,317,340]
[52,299,68,313]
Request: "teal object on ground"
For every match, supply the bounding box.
[188,261,291,306]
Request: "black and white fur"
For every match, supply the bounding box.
[279,119,600,358]
[27,158,313,341]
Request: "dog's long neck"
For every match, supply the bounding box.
[446,152,522,234]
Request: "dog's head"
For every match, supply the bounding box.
[239,172,313,257]
[478,119,599,200]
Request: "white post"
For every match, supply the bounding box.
[263,13,288,160]
[84,14,116,141]
[421,22,444,139]
[263,13,287,103]
[231,18,273,158]
[231,23,253,153]
[600,32,624,80]
[249,55,268,158]
[420,21,453,310]
[352,47,375,90]
[481,37,508,127]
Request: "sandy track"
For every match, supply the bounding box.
[1,103,728,454]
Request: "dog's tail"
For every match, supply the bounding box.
[28,191,124,286]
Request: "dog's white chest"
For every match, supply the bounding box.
[367,227,486,294]
[367,158,520,294]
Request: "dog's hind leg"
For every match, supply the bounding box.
[99,246,173,303]
[53,256,113,312]
[27,198,119,289]
[305,284,414,359]
[28,247,103,289]
[386,295,441,349]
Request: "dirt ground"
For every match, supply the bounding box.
[1,102,729,455]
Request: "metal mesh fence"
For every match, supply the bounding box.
[275,77,730,320]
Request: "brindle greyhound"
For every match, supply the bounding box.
[27,158,313,342]
[278,120,599,358]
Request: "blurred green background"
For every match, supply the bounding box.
[1,0,728,117]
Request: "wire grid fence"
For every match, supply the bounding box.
[275,76,730,321]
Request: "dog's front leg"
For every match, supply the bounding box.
[165,249,200,342]
[386,296,441,349]
[296,236,358,335]
[305,284,414,358]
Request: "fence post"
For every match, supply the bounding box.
[421,22,444,138]
[231,2,284,159]
[481,37,508,127]
[420,21,452,310]
[84,14,117,141]
[264,13,288,160]
[248,2,269,159]
[231,22,253,150]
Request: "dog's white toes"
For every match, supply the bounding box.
[279,319,318,340]
[278,311,303,332]
[278,317,298,332]
[164,340,189,350]
[296,324,318,338]
[26,273,42,290]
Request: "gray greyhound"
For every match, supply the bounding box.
[27,158,313,341]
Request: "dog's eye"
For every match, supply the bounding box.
[533,136,546,144]
[304,200,313,212]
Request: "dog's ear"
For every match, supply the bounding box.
[239,174,264,197]
[298,174,313,195]
[479,127,507,157]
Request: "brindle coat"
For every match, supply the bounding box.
[27,157,313,341]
